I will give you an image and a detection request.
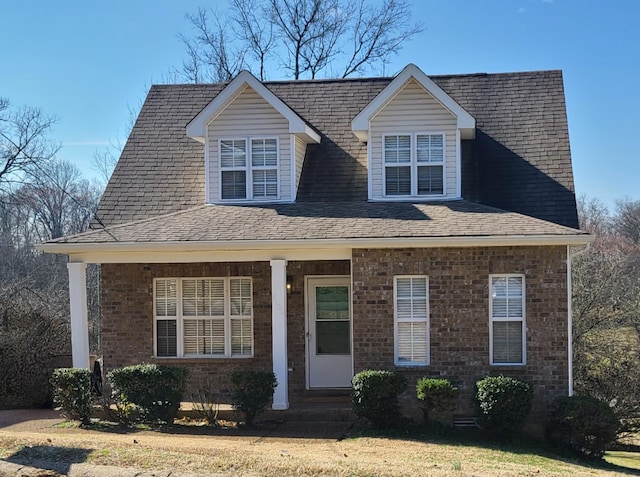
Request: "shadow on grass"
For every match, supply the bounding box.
[83,417,352,440]
[71,417,640,475]
[344,420,640,476]
[4,445,92,475]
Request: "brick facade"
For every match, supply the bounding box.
[352,246,569,421]
[102,246,568,423]
[101,262,273,400]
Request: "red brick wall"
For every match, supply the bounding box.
[102,247,568,423]
[101,262,273,400]
[351,246,569,422]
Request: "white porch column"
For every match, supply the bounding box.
[270,259,289,410]
[67,262,90,369]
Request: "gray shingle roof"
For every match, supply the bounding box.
[90,69,579,242]
[58,200,583,245]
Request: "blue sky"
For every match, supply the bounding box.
[1,0,637,207]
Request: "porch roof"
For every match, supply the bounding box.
[44,200,588,248]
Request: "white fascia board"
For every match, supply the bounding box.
[38,233,594,262]
[186,70,320,144]
[351,63,476,141]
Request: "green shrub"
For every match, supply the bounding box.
[416,377,459,423]
[231,370,277,426]
[98,381,138,426]
[351,370,407,428]
[546,395,620,459]
[51,368,93,425]
[107,364,188,424]
[475,375,533,435]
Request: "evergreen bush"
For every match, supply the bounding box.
[546,395,619,459]
[230,370,277,426]
[351,370,407,428]
[475,375,533,435]
[107,364,188,424]
[416,377,458,423]
[51,368,93,425]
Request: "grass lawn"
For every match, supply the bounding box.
[1,420,639,476]
[606,451,640,470]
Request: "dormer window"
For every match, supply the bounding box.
[220,137,279,200]
[384,133,444,197]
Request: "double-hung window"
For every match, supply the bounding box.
[489,274,525,365]
[220,138,278,200]
[384,133,444,197]
[154,277,253,358]
[394,276,429,366]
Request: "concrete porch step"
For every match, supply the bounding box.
[295,389,352,403]
[182,394,354,422]
[94,393,355,423]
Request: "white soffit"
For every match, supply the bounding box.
[186,70,320,144]
[351,63,476,141]
[38,233,594,261]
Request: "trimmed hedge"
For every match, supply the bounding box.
[351,370,407,428]
[51,368,93,425]
[107,364,188,424]
[231,370,277,426]
[546,395,620,459]
[475,375,533,435]
[416,377,458,423]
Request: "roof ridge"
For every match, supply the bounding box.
[148,69,562,89]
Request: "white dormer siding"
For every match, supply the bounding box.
[207,86,292,203]
[370,79,458,200]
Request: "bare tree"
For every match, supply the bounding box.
[269,0,346,79]
[91,100,142,186]
[573,196,640,436]
[179,8,247,83]
[0,98,58,192]
[231,0,276,80]
[177,0,423,82]
[614,197,640,246]
[17,159,101,240]
[341,0,422,78]
[92,147,119,186]
[0,99,105,408]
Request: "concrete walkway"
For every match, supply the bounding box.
[0,459,224,477]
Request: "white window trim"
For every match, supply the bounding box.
[382,132,446,199]
[489,273,526,366]
[153,277,254,359]
[393,275,430,366]
[217,136,280,202]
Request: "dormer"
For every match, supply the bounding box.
[352,64,475,201]
[187,71,320,203]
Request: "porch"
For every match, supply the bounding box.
[66,257,355,411]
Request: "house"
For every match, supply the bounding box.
[40,64,591,421]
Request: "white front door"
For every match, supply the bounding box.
[306,276,353,388]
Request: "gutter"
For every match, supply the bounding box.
[567,243,591,396]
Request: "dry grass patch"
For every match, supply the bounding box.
[0,423,638,476]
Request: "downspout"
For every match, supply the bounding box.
[567,243,590,396]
